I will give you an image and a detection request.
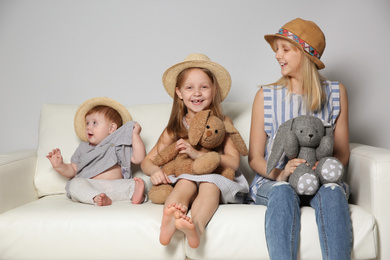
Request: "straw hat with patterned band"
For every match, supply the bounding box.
[74,97,132,142]
[162,53,231,101]
[264,18,326,70]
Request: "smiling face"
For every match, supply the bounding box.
[175,68,215,117]
[274,38,304,79]
[85,112,117,146]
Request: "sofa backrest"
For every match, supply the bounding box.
[35,102,255,197]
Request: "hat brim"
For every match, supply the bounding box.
[162,59,231,101]
[74,97,132,142]
[264,34,325,70]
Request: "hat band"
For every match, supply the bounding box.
[278,29,321,59]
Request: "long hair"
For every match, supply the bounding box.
[268,42,326,112]
[165,67,225,142]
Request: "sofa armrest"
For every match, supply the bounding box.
[347,143,390,260]
[0,150,39,213]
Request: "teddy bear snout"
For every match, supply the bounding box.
[206,130,212,137]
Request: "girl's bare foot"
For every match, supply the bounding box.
[173,203,188,218]
[132,177,145,204]
[94,193,112,206]
[175,214,201,248]
[160,203,180,246]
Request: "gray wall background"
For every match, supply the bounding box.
[1,0,389,154]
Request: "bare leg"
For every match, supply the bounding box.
[93,193,112,206]
[131,177,145,204]
[177,182,220,248]
[159,179,197,246]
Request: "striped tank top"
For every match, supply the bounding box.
[247,80,341,203]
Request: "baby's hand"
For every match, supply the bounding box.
[133,122,142,135]
[150,169,172,186]
[46,148,64,168]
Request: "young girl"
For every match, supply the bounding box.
[141,53,249,249]
[247,19,352,259]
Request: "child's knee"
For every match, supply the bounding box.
[318,183,347,199]
[270,182,297,199]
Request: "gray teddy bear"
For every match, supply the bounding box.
[266,115,344,195]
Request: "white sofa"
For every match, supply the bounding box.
[0,102,389,260]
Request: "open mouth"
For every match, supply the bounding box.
[191,99,204,105]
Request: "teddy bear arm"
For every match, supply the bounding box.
[153,142,179,166]
[316,136,334,160]
[192,151,221,175]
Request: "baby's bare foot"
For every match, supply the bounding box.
[132,177,145,204]
[175,214,200,248]
[160,203,180,246]
[94,193,112,206]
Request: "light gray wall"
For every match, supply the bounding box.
[1,0,389,154]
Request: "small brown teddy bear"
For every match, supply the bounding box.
[148,110,248,204]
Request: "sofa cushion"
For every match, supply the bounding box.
[0,195,186,260]
[0,195,377,260]
[186,204,376,260]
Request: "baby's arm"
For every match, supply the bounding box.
[46,148,77,178]
[131,122,146,165]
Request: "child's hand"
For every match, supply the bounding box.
[150,169,172,185]
[46,148,64,169]
[133,122,142,135]
[176,138,203,160]
[277,158,307,181]
[312,161,319,171]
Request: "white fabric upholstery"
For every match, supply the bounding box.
[0,102,389,260]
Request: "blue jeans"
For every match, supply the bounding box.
[256,181,352,260]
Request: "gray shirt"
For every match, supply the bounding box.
[70,121,135,179]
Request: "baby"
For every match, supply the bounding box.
[47,97,146,206]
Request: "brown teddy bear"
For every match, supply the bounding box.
[148,110,248,204]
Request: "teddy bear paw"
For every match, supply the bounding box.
[295,173,319,195]
[317,158,344,184]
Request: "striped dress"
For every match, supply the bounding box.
[247,80,342,203]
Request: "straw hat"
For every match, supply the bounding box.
[74,97,132,142]
[264,18,326,69]
[162,53,231,101]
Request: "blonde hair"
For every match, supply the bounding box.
[269,42,326,112]
[165,67,225,141]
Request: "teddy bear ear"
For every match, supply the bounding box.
[224,121,249,156]
[266,118,293,175]
[189,110,211,146]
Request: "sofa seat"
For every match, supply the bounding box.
[1,102,389,260]
[0,193,377,260]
